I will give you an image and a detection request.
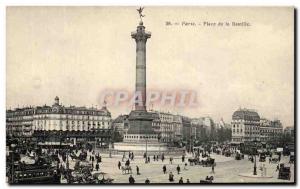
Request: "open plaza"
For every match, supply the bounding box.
[63,150,295,183]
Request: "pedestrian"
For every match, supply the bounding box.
[170,157,172,164]
[182,155,185,162]
[145,178,150,184]
[129,175,135,184]
[153,155,156,161]
[136,166,140,175]
[186,179,190,183]
[179,177,183,184]
[211,163,215,174]
[163,165,167,174]
[184,163,188,170]
[169,172,174,182]
[147,156,150,163]
[96,163,99,171]
[143,152,147,159]
[118,161,121,169]
[177,165,181,174]
[132,153,134,161]
[156,155,159,161]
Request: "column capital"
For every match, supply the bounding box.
[131,25,151,42]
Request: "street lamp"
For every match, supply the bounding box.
[109,129,112,158]
[145,134,148,157]
[253,141,257,175]
[10,143,16,184]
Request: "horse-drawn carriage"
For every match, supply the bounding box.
[93,172,114,184]
[289,152,294,164]
[12,156,60,184]
[215,149,221,155]
[278,163,291,180]
[121,166,132,174]
[200,158,215,167]
[72,166,92,182]
[188,158,199,166]
[72,161,93,182]
[213,147,221,155]
[200,176,214,183]
[223,151,231,157]
[235,153,244,160]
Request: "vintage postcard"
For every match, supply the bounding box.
[6,6,295,184]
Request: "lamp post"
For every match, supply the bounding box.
[109,129,112,158]
[10,143,16,184]
[253,153,257,175]
[145,134,148,157]
[189,126,192,154]
[253,141,257,175]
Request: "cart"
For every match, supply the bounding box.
[278,164,291,180]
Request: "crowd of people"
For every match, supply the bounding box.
[117,150,216,184]
[7,139,293,184]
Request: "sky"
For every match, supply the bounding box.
[6,7,294,126]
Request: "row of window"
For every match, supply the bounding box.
[34,120,109,125]
[35,123,109,129]
[34,115,110,120]
[124,135,157,139]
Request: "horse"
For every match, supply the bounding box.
[121,166,132,174]
[188,158,198,166]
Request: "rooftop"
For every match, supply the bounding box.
[232,108,260,121]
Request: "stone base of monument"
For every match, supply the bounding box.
[113,142,185,156]
[114,141,167,151]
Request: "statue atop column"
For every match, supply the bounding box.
[137,7,145,22]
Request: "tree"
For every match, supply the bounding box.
[216,127,232,143]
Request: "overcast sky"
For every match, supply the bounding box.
[6,7,294,126]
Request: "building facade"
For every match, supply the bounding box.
[231,109,284,143]
[284,126,294,136]
[7,97,112,144]
[259,118,283,142]
[6,107,35,137]
[112,115,129,136]
[191,117,217,141]
[231,108,260,143]
[150,111,183,143]
[191,118,210,141]
[182,116,196,141]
